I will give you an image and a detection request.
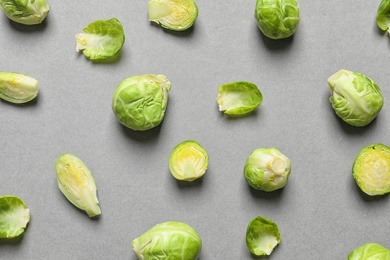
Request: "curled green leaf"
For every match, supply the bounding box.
[0,0,49,25]
[0,195,30,239]
[377,0,390,34]
[246,216,281,256]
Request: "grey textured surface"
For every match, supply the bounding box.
[1,1,390,259]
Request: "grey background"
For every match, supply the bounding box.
[1,0,390,259]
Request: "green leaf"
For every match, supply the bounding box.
[0,0,49,25]
[0,195,30,239]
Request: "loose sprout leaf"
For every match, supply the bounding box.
[348,243,390,260]
[148,0,198,31]
[0,72,39,104]
[246,216,281,256]
[0,0,49,25]
[76,18,125,60]
[169,140,209,181]
[377,0,390,34]
[0,195,30,239]
[216,81,262,115]
[56,154,101,217]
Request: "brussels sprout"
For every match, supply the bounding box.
[0,195,30,239]
[169,140,208,181]
[246,216,280,256]
[352,144,390,196]
[244,147,291,192]
[112,74,171,131]
[328,70,384,127]
[216,81,262,115]
[377,0,390,34]
[348,243,390,260]
[132,221,202,260]
[76,18,125,61]
[254,0,300,39]
[56,154,101,217]
[0,72,39,104]
[148,0,198,31]
[0,0,49,25]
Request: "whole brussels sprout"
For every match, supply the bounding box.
[132,221,202,260]
[112,74,171,131]
[352,144,390,196]
[246,216,281,256]
[328,70,384,127]
[254,0,300,39]
[244,147,291,192]
[348,243,390,260]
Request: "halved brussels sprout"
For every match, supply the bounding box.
[112,74,171,131]
[132,221,202,260]
[352,144,390,196]
[76,18,125,61]
[0,195,30,239]
[255,0,300,39]
[0,0,49,25]
[244,147,291,192]
[246,216,280,256]
[377,0,390,34]
[216,81,262,115]
[169,140,208,181]
[0,72,39,104]
[56,154,101,217]
[348,243,390,260]
[328,70,384,127]
[148,0,198,31]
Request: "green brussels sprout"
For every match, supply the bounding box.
[132,221,202,260]
[76,18,125,61]
[244,147,291,192]
[246,216,281,256]
[0,195,30,239]
[169,140,208,181]
[148,0,198,31]
[377,0,390,34]
[112,74,171,131]
[56,154,101,217]
[0,0,49,25]
[254,0,300,39]
[216,81,263,115]
[328,70,384,127]
[0,72,39,104]
[348,243,390,260]
[352,144,390,196]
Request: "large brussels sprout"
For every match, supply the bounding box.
[377,0,390,34]
[169,140,208,181]
[0,72,39,104]
[112,74,171,131]
[76,18,125,61]
[244,147,291,192]
[0,0,49,25]
[328,70,384,127]
[56,154,101,217]
[148,0,198,31]
[216,81,262,115]
[0,195,30,238]
[352,144,390,196]
[132,221,202,260]
[254,0,300,39]
[246,216,280,256]
[348,243,390,260]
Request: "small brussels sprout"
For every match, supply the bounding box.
[246,216,281,256]
[352,144,390,196]
[56,154,101,217]
[112,74,171,131]
[169,140,208,181]
[132,221,202,260]
[328,70,384,127]
[377,0,390,34]
[244,147,291,192]
[0,72,39,104]
[216,81,262,115]
[348,243,390,260]
[254,0,300,39]
[0,0,49,25]
[148,0,198,31]
[76,18,125,61]
[0,195,30,239]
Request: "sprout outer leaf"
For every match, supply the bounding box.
[0,72,39,104]
[348,243,390,260]
[246,216,281,256]
[0,0,49,25]
[0,195,30,239]
[377,0,390,34]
